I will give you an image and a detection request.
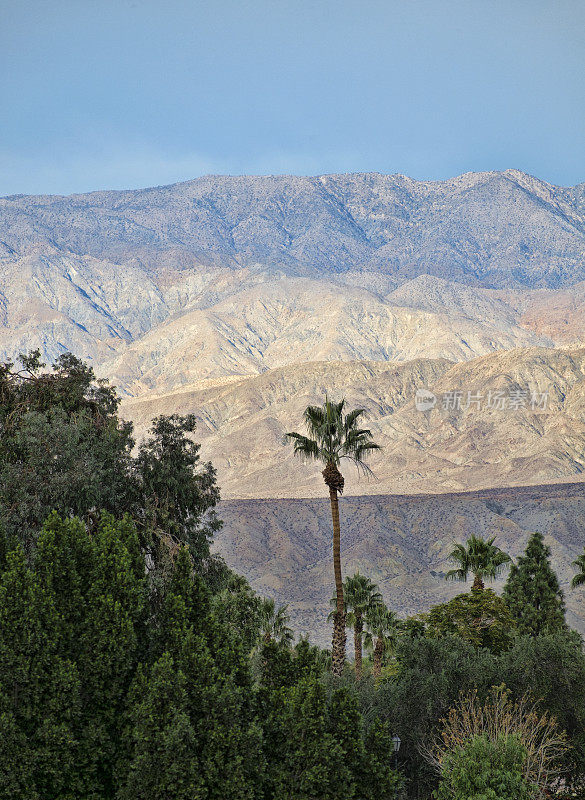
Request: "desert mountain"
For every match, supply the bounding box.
[3,168,585,500]
[101,275,555,396]
[122,346,585,498]
[3,169,585,637]
[2,170,585,288]
[218,483,585,646]
[1,169,585,369]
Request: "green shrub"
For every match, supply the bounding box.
[437,733,533,800]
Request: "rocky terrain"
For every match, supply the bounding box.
[122,346,585,498]
[2,169,585,371]
[2,170,585,287]
[218,483,585,646]
[3,168,585,637]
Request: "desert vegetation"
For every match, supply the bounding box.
[2,352,585,799]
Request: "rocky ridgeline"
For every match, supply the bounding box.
[1,169,585,369]
[218,483,585,646]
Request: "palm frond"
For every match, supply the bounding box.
[445,567,468,583]
[287,397,380,477]
[446,535,511,585]
[285,432,321,460]
[344,407,366,432]
[571,554,585,589]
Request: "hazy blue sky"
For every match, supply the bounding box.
[1,0,584,195]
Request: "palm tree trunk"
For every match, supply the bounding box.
[329,484,346,677]
[354,614,363,680]
[373,636,384,679]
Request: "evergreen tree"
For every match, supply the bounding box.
[425,587,515,653]
[0,353,220,563]
[34,513,146,799]
[0,352,133,552]
[503,532,566,636]
[361,720,403,800]
[257,638,326,691]
[269,679,358,800]
[0,546,82,800]
[134,414,221,561]
[142,546,263,799]
[118,654,204,800]
[211,572,264,656]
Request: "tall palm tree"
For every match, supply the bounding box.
[364,602,398,679]
[286,398,380,677]
[259,597,294,645]
[571,552,585,589]
[446,535,512,591]
[331,573,382,679]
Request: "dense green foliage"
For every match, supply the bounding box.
[436,734,532,800]
[364,630,585,797]
[0,513,403,799]
[2,353,585,799]
[504,532,567,636]
[0,352,219,559]
[424,587,516,653]
[258,641,401,800]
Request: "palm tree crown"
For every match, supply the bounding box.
[571,553,585,589]
[328,572,382,679]
[446,535,512,590]
[286,397,380,488]
[364,602,399,679]
[259,597,294,645]
[343,573,383,627]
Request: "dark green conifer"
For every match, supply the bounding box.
[34,513,146,798]
[503,532,566,636]
[118,654,204,800]
[0,546,82,799]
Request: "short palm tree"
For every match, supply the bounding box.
[364,602,398,679]
[286,398,380,677]
[329,573,382,679]
[571,552,585,589]
[446,535,512,591]
[259,597,294,645]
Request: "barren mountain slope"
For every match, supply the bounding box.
[122,346,585,499]
[217,483,585,647]
[3,170,585,287]
[2,169,585,372]
[103,276,553,396]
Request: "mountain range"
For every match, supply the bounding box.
[218,483,585,645]
[3,169,585,635]
[2,169,585,370]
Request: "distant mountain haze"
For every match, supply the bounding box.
[4,169,585,636]
[2,170,585,288]
[2,170,585,496]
